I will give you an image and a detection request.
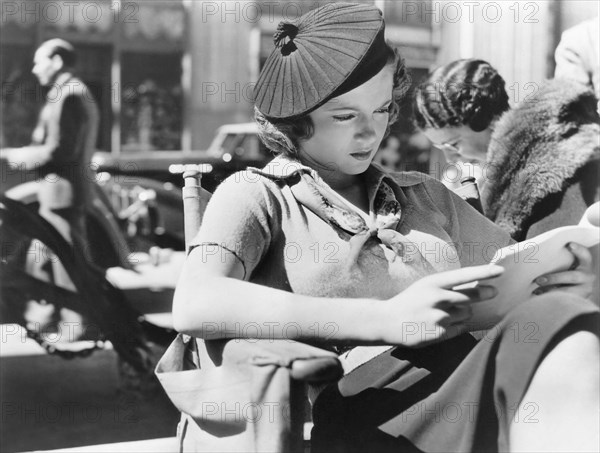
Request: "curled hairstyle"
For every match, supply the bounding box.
[255,43,411,157]
[413,59,509,132]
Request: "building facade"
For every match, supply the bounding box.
[1,1,597,158]
[1,0,185,154]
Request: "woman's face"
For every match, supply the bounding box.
[298,65,394,178]
[422,125,492,163]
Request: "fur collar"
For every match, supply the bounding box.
[482,79,600,239]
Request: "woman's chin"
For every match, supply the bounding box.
[346,159,373,174]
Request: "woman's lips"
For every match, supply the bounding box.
[350,149,372,161]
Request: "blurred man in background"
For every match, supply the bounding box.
[2,38,99,245]
[1,39,99,338]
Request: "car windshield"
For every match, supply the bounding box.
[220,133,269,160]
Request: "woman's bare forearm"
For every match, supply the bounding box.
[172,262,384,345]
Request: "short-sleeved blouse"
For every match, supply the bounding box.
[191,155,511,301]
[191,155,512,380]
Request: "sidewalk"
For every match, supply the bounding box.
[0,325,179,452]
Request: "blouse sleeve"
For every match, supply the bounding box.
[189,171,280,280]
[421,177,514,266]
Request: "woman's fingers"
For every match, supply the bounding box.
[425,264,504,289]
[532,285,559,296]
[532,243,595,297]
[566,242,593,271]
[436,305,473,330]
[436,285,497,325]
[446,304,473,324]
[395,268,503,346]
[535,270,595,288]
[451,285,498,302]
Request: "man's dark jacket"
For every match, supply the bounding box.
[34,73,99,213]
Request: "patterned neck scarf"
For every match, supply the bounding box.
[248,156,436,271]
[287,170,437,356]
[288,171,434,271]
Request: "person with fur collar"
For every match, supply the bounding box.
[414,58,599,241]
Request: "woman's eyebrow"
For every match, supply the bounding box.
[325,98,393,112]
[326,105,358,112]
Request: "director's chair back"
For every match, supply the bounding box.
[182,167,212,253]
[156,166,343,453]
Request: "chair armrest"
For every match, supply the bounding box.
[219,339,341,452]
[157,336,342,452]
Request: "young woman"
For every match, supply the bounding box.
[414,59,600,241]
[173,4,599,452]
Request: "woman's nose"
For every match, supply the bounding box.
[356,115,376,139]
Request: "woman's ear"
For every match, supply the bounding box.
[51,54,64,72]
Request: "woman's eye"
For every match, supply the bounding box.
[375,106,391,114]
[332,114,355,122]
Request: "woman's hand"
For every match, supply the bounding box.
[533,242,596,299]
[382,265,504,348]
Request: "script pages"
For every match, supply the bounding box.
[463,202,600,327]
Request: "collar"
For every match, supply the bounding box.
[53,72,73,87]
[250,155,418,211]
[249,154,315,179]
[364,161,396,207]
[251,155,415,187]
[46,72,74,100]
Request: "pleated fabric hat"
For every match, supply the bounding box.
[254,3,388,119]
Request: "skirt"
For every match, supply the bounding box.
[311,292,599,453]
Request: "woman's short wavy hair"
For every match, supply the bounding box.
[413,59,510,133]
[255,43,411,157]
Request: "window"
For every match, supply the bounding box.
[120,52,183,152]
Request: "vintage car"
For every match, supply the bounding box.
[92,122,271,250]
[93,122,269,189]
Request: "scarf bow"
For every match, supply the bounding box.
[289,172,434,270]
